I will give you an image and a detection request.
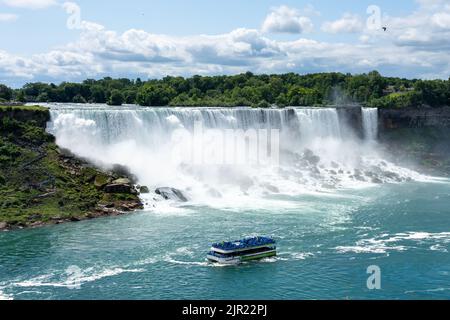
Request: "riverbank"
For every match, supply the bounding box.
[0,106,143,231]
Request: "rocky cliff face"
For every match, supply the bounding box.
[379,106,450,129]
[378,107,450,176]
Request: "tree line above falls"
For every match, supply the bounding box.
[1,71,449,109]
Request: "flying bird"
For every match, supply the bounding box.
[382,27,387,32]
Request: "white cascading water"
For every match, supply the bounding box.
[47,104,425,209]
[362,108,379,141]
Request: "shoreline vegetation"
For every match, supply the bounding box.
[1,71,449,109]
[0,105,143,231]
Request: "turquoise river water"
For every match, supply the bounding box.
[1,105,449,300]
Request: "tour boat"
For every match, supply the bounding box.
[207,236,277,265]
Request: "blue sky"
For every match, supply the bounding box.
[0,0,449,87]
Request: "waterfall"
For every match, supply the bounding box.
[46,104,420,204]
[362,108,379,141]
[295,108,342,140]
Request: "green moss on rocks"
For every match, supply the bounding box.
[0,106,143,230]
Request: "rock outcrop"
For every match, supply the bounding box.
[155,187,188,202]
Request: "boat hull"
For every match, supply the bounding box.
[207,250,277,265]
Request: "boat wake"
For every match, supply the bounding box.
[0,288,13,300]
[9,267,144,290]
[336,232,450,254]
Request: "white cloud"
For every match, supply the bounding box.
[416,0,445,8]
[2,0,56,9]
[261,5,313,34]
[432,12,450,29]
[2,3,450,83]
[322,14,364,34]
[0,13,18,22]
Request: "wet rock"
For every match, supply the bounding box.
[0,222,8,230]
[237,176,254,193]
[104,183,132,194]
[264,184,280,193]
[28,214,42,221]
[139,186,150,194]
[29,221,45,228]
[370,166,383,174]
[384,171,401,181]
[365,171,375,178]
[110,164,138,184]
[303,149,321,165]
[57,147,76,159]
[155,187,188,202]
[372,177,383,184]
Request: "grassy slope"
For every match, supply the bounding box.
[0,106,142,228]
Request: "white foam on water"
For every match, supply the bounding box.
[0,288,13,300]
[405,287,450,294]
[275,251,314,261]
[13,267,144,289]
[164,258,209,267]
[290,252,315,260]
[336,232,450,254]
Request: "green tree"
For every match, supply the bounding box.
[0,84,13,101]
[137,83,176,106]
[90,85,106,103]
[108,90,124,106]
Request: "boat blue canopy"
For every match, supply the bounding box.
[212,236,276,251]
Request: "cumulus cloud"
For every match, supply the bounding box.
[0,13,18,22]
[1,2,450,83]
[2,0,56,9]
[432,12,450,29]
[322,14,364,34]
[261,5,313,34]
